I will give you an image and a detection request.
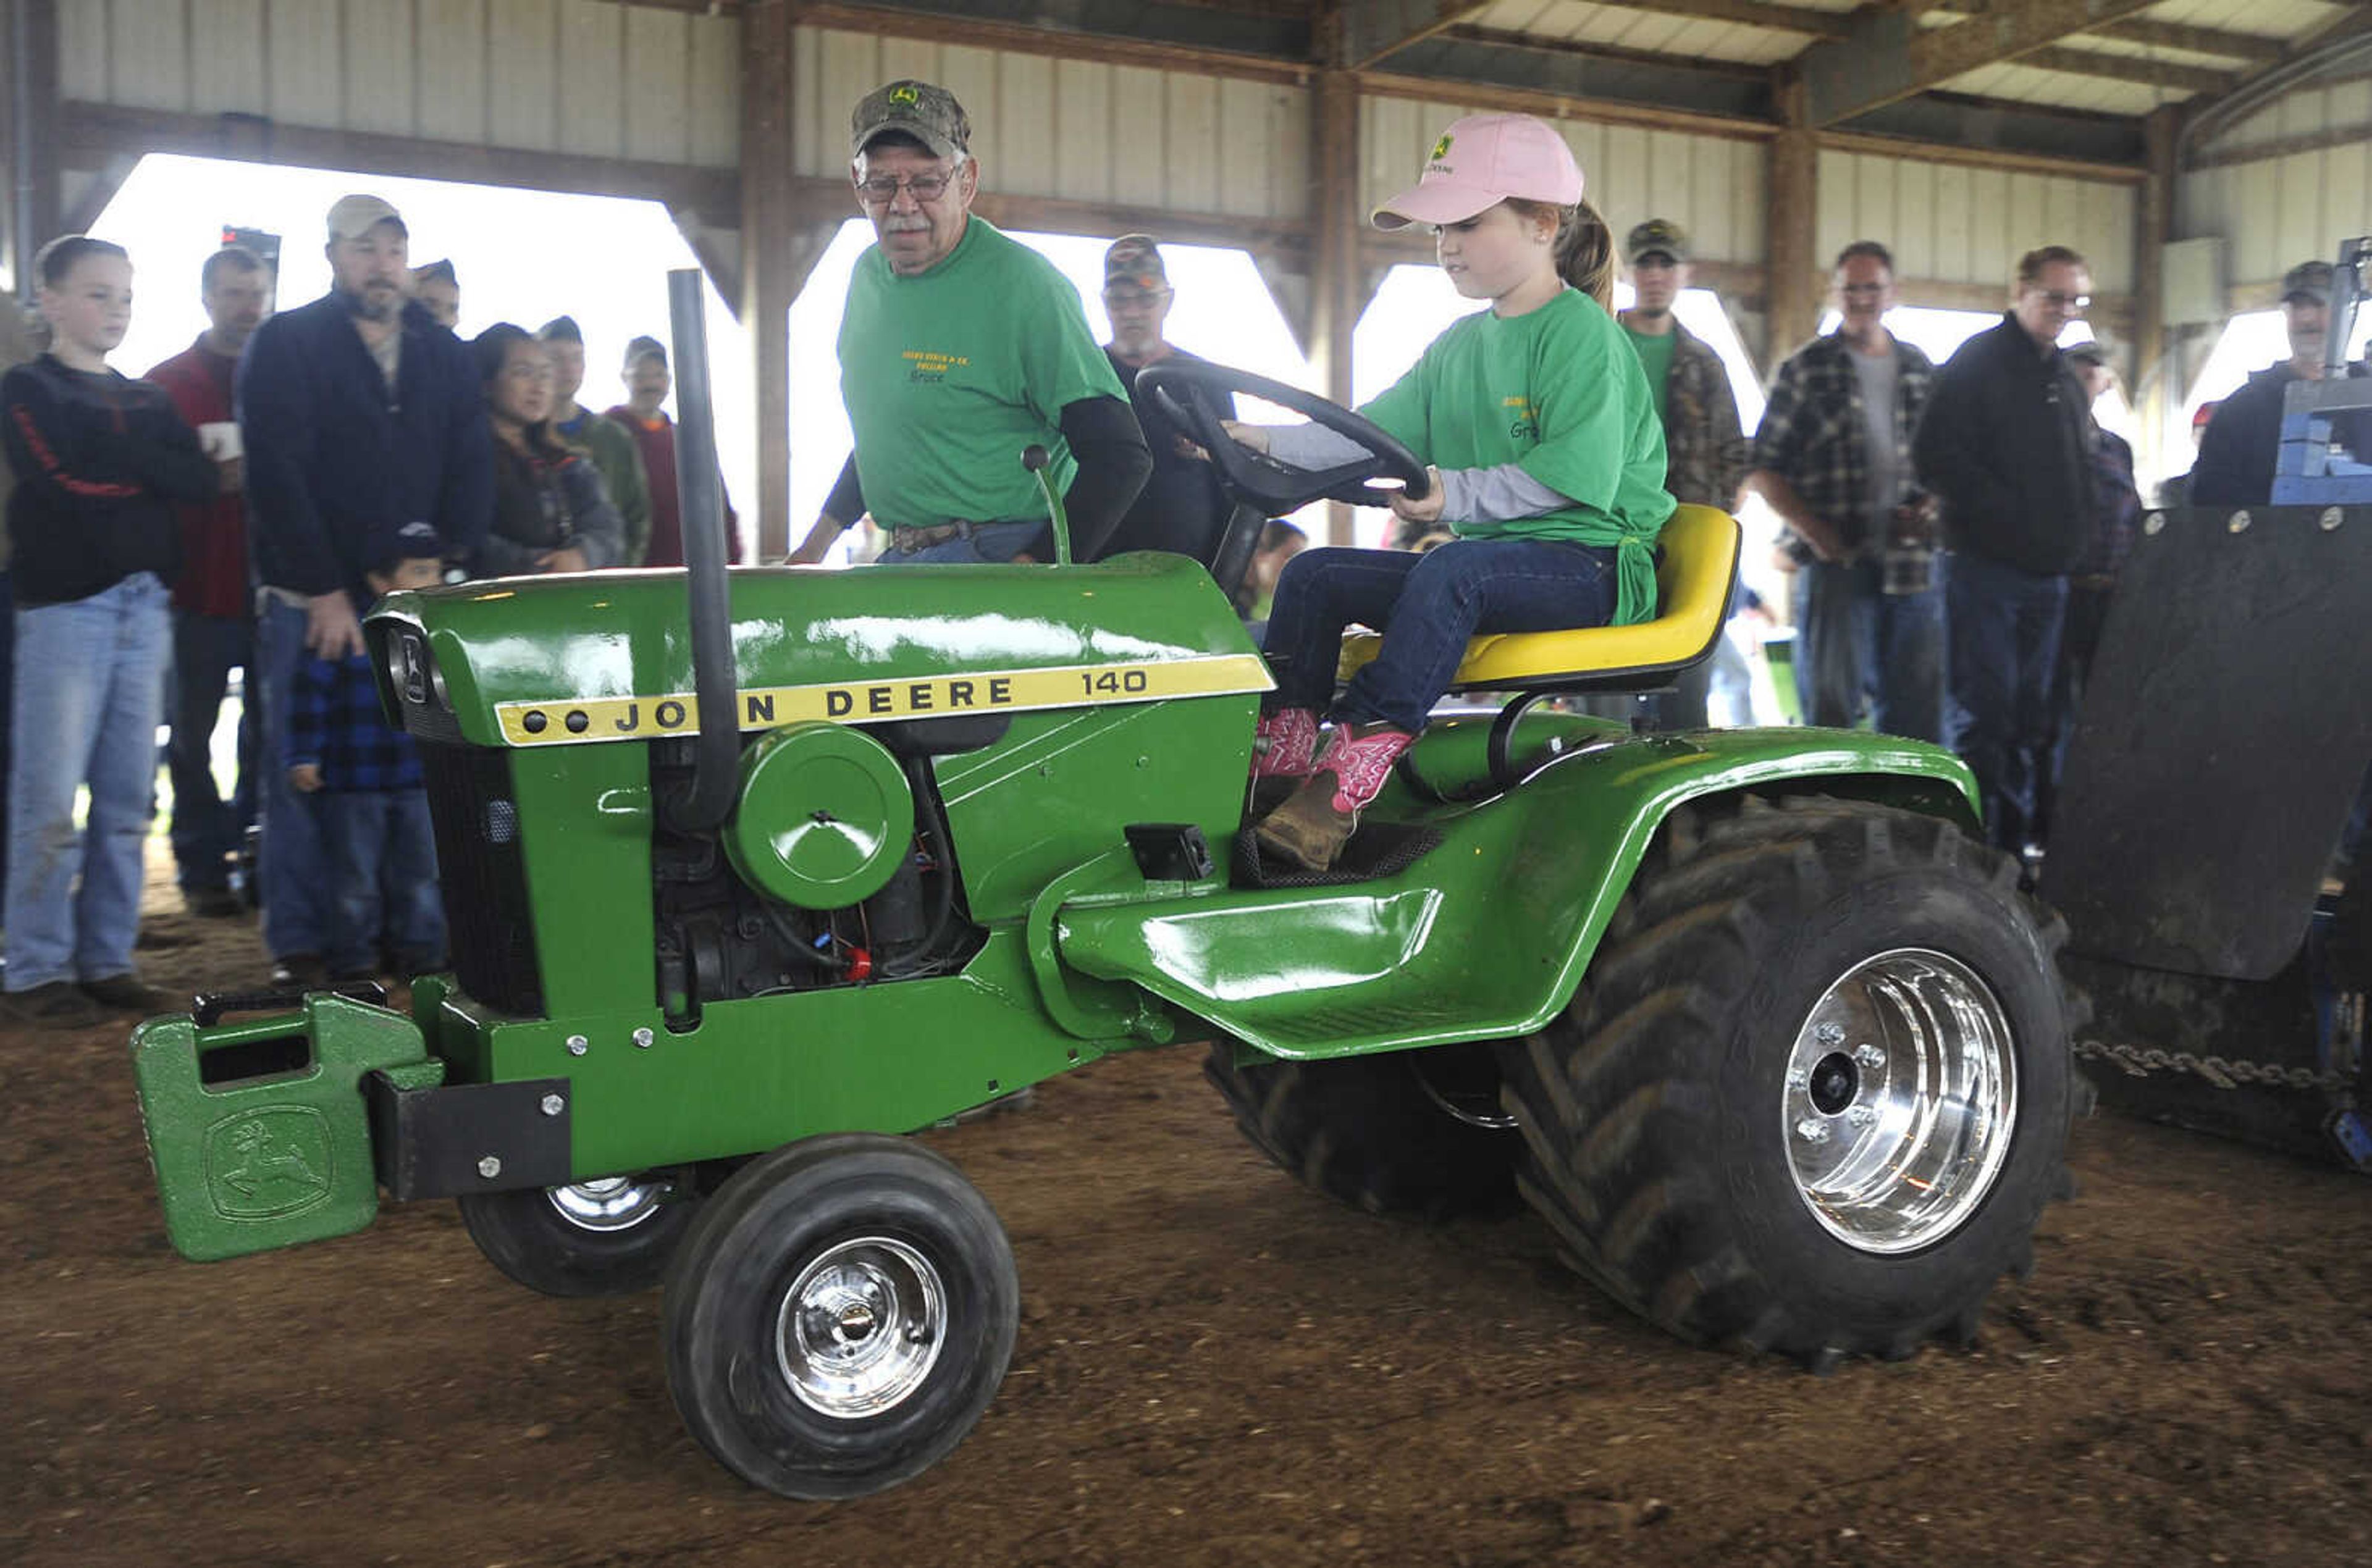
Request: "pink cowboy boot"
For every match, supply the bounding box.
[1255,722,1416,871]
[1250,706,1321,781]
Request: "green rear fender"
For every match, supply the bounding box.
[1056,721,1978,1062]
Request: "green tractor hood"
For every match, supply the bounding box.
[366,555,1270,750]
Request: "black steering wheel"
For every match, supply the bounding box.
[1135,361,1432,514]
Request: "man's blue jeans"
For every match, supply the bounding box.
[1262,540,1619,734]
[168,608,258,892]
[316,787,444,976]
[1948,551,2067,854]
[875,521,1040,564]
[4,572,172,991]
[1790,556,1948,742]
[254,596,329,961]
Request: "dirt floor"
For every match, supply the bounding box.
[4,850,2369,1568]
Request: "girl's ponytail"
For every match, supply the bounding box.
[1554,196,1615,309]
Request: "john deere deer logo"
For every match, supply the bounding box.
[1430,134,1453,162]
[205,1107,333,1220]
[890,85,920,106]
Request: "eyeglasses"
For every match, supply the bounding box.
[854,171,956,205]
[2027,289,2090,312]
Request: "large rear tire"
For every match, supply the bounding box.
[1499,795,2077,1369]
[661,1134,1018,1500]
[1205,1041,1520,1218]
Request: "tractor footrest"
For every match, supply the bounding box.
[1232,818,1442,889]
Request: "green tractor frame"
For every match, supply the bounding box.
[132,274,2080,1500]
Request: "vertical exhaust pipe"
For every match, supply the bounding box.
[662,267,739,833]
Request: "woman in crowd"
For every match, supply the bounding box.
[471,323,625,577]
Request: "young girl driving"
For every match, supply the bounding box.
[1228,113,1676,871]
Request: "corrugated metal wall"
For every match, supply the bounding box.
[57,0,739,169]
[1361,94,1768,267]
[784,26,1314,221]
[2181,74,2372,291]
[1816,149,2138,296]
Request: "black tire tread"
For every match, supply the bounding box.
[1499,794,2078,1369]
[1204,1044,1518,1220]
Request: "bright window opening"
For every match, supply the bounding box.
[89,153,757,556]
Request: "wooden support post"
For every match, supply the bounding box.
[2134,104,2179,487]
[1312,67,1361,547]
[7,0,60,299]
[1767,72,1820,362]
[741,0,798,561]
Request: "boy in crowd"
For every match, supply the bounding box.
[286,522,446,980]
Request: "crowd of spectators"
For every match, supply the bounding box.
[0,189,737,1025]
[0,93,2359,1013]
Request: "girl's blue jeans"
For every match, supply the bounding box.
[1260,539,1619,734]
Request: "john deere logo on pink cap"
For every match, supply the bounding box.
[1431,133,1453,162]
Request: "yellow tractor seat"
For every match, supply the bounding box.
[1337,504,1743,697]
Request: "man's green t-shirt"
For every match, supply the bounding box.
[838,217,1126,532]
[1361,288,1676,625]
[1623,321,1677,422]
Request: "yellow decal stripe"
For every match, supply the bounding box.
[494,653,1274,747]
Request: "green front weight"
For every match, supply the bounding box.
[131,993,442,1262]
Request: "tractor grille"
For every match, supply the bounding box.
[419,743,545,1017]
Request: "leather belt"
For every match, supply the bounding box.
[888,521,978,553]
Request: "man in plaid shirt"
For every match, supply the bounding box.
[287,522,445,979]
[1744,241,1944,740]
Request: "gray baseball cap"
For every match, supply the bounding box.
[850,80,972,161]
[2282,259,2334,306]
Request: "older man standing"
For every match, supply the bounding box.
[1617,219,1747,728]
[1914,245,2098,856]
[1093,234,1231,566]
[788,80,1149,566]
[148,246,272,915]
[540,316,651,564]
[1747,241,1944,740]
[239,194,491,985]
[2193,259,2372,505]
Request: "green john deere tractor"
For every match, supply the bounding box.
[131,275,2080,1500]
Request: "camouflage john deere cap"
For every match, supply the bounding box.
[850,80,972,161]
[1625,218,1689,266]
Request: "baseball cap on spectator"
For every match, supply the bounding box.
[1625,219,1689,266]
[1372,114,1584,231]
[386,520,446,565]
[850,80,971,161]
[623,335,667,371]
[2063,338,2113,369]
[2282,260,2334,306]
[413,258,455,286]
[537,315,583,344]
[1104,235,1169,299]
[328,193,406,243]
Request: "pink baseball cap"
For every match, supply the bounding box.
[1373,114,1586,231]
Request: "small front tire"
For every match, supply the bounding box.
[661,1133,1019,1501]
[458,1173,698,1298]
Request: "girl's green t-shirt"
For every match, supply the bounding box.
[1361,288,1676,625]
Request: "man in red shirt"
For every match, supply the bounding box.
[147,245,270,915]
[604,336,738,566]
